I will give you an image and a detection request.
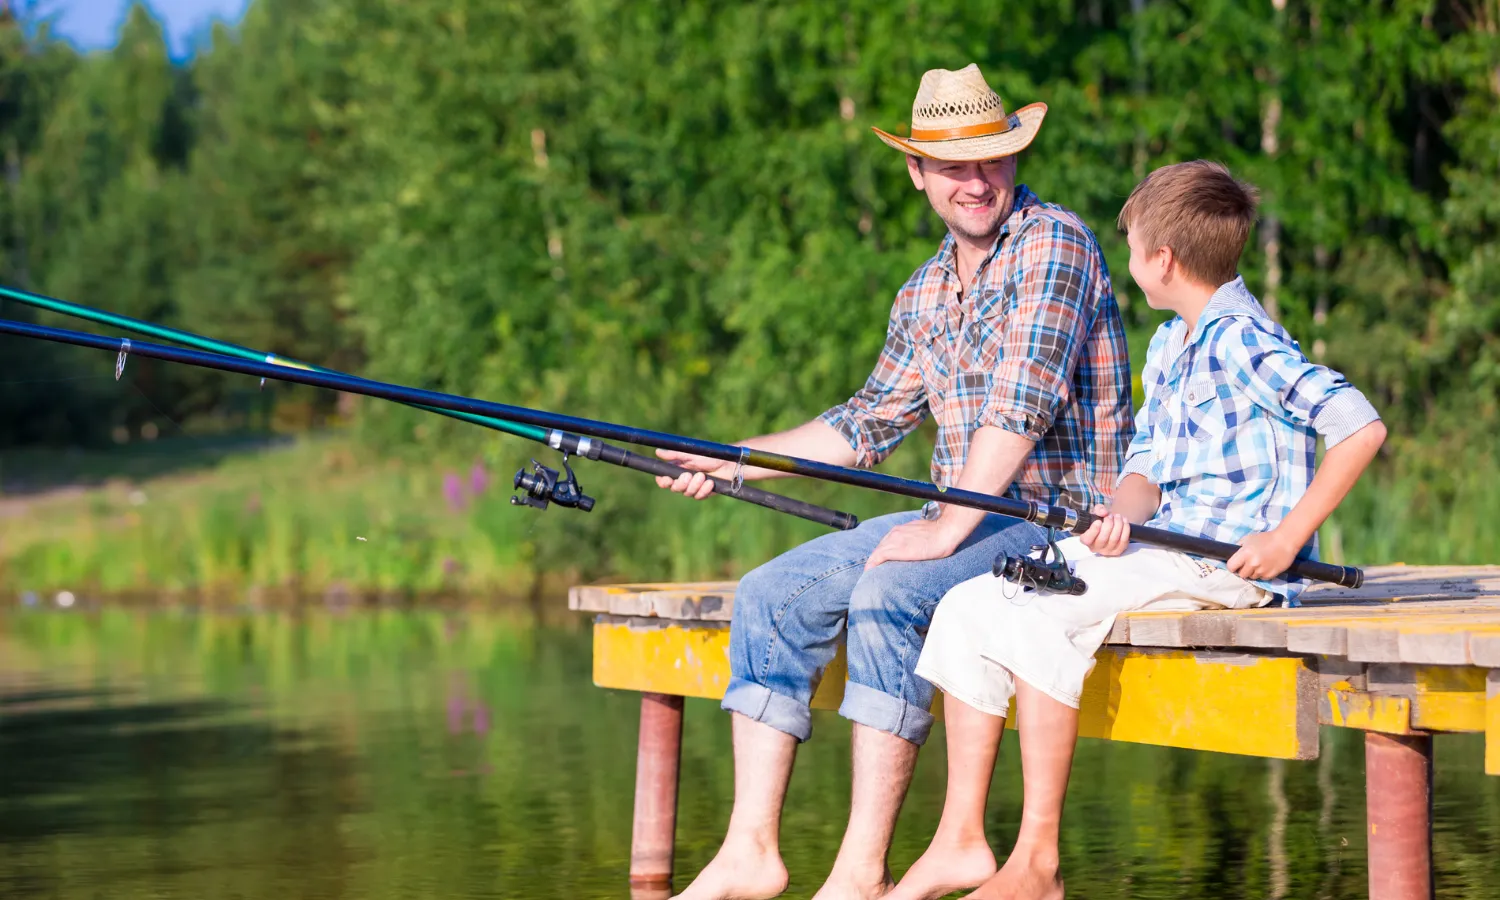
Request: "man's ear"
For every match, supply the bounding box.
[906,154,925,190]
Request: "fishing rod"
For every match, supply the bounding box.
[0,285,856,531]
[0,316,1365,589]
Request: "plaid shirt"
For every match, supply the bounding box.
[821,186,1133,511]
[1123,276,1381,603]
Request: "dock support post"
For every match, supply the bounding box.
[1365,732,1433,900]
[630,692,684,890]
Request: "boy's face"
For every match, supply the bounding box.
[1126,228,1172,309]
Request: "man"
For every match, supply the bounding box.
[656,64,1133,900]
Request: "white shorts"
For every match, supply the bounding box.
[915,538,1274,715]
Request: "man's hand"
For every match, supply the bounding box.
[1226,529,1301,581]
[1079,505,1131,557]
[654,449,728,501]
[865,518,966,570]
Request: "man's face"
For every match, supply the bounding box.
[907,155,1017,245]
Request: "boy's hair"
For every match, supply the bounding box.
[1117,161,1260,287]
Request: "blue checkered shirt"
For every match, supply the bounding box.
[1122,277,1380,603]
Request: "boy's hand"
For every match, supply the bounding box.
[1227,529,1301,581]
[1079,505,1131,557]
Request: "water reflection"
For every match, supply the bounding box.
[0,606,1497,899]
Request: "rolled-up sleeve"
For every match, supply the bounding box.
[1230,322,1381,448]
[977,217,1096,440]
[819,308,928,467]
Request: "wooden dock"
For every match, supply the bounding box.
[571,564,1500,899]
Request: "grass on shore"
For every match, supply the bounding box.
[0,429,1496,598]
[0,431,910,598]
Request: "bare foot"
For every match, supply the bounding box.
[808,865,895,900]
[967,848,1063,900]
[886,834,997,900]
[672,840,789,900]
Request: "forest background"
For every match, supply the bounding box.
[0,0,1496,597]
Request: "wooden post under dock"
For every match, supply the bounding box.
[630,692,684,889]
[1365,732,1434,900]
[571,565,1500,898]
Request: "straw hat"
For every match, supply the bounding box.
[872,64,1047,162]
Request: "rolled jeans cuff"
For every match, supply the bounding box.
[721,676,813,743]
[838,680,935,746]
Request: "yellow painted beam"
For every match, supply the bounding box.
[591,616,848,709]
[593,617,732,700]
[593,617,1317,759]
[1320,686,1414,734]
[1486,671,1498,777]
[1368,664,1488,732]
[1074,649,1317,759]
[1408,666,1487,732]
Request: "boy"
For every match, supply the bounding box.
[886,160,1388,900]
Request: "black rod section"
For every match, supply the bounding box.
[550,431,856,530]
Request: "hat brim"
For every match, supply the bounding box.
[872,102,1047,162]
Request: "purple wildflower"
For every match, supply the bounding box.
[469,461,490,497]
[442,472,466,512]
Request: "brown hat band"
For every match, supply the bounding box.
[908,112,1022,142]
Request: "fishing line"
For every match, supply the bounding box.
[0,373,115,385]
[125,380,187,436]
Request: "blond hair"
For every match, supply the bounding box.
[1117,161,1260,287]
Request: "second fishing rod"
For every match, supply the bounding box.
[0,285,856,531]
[0,315,1366,589]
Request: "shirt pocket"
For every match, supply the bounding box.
[957,286,1008,373]
[1181,373,1227,444]
[957,309,1008,376]
[901,310,950,386]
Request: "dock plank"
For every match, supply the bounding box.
[569,581,738,620]
[1345,620,1500,665]
[1116,600,1500,652]
[571,566,1500,625]
[1274,607,1500,658]
[1299,565,1500,604]
[1472,634,1500,668]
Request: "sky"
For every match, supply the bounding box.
[25,0,251,59]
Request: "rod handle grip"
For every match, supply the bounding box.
[614,449,859,531]
[1066,509,1363,588]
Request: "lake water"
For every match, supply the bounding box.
[2,605,1498,899]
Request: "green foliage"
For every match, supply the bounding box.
[0,0,1497,579]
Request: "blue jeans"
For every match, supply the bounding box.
[721,510,1046,746]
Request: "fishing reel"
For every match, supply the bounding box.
[992,532,1088,596]
[511,456,595,512]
